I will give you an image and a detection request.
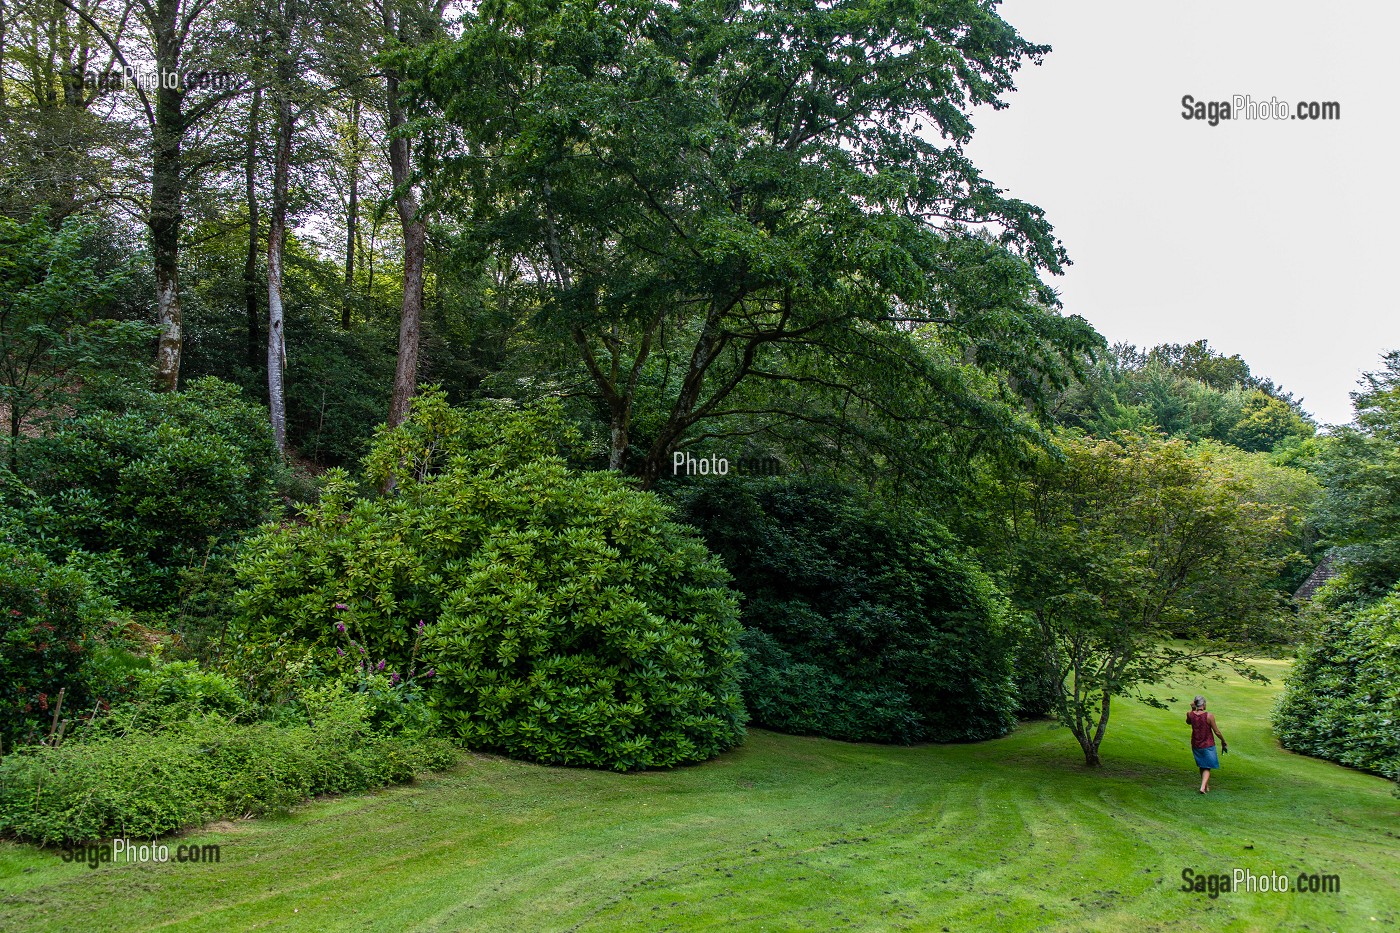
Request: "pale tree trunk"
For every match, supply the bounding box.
[244,86,262,367]
[266,83,293,454]
[342,99,360,330]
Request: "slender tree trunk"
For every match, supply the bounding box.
[342,99,360,329]
[8,405,20,472]
[244,86,263,367]
[1077,692,1111,767]
[608,403,630,471]
[0,0,7,137]
[151,65,184,391]
[266,84,293,454]
[385,69,425,426]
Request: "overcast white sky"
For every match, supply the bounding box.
[961,0,1400,426]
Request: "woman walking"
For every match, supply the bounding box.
[1187,695,1227,793]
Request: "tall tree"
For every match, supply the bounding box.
[242,83,262,367]
[1311,351,1400,601]
[377,0,445,426]
[265,35,293,453]
[58,0,246,390]
[409,0,1099,482]
[341,97,361,329]
[0,0,132,220]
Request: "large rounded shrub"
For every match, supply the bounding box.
[231,392,746,771]
[1273,592,1400,778]
[675,478,1018,743]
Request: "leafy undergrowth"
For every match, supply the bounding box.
[2,659,1397,932]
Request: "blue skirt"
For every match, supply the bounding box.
[1193,746,1220,769]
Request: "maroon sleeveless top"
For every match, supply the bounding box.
[1187,710,1214,749]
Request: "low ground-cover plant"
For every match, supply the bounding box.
[675,478,1018,743]
[0,681,455,846]
[230,392,747,771]
[1274,590,1400,779]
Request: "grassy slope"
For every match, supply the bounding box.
[1,659,1397,932]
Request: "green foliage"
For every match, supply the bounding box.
[186,307,398,465]
[1007,621,1060,719]
[1274,593,1400,779]
[152,546,245,664]
[1310,352,1400,601]
[1193,440,1322,602]
[1227,391,1315,453]
[129,661,248,724]
[182,224,423,465]
[0,214,150,463]
[1058,342,1313,453]
[1146,340,1255,389]
[408,0,1101,484]
[0,694,456,845]
[80,644,152,710]
[0,541,114,748]
[230,391,747,770]
[676,478,1018,743]
[13,378,277,608]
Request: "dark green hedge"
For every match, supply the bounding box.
[675,478,1018,743]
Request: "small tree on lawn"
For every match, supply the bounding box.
[1004,432,1295,766]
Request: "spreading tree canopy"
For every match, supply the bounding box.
[1003,433,1297,766]
[401,0,1101,484]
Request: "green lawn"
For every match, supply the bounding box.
[2,659,1397,932]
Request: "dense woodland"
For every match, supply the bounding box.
[0,0,1396,843]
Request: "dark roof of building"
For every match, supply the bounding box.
[1293,553,1340,601]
